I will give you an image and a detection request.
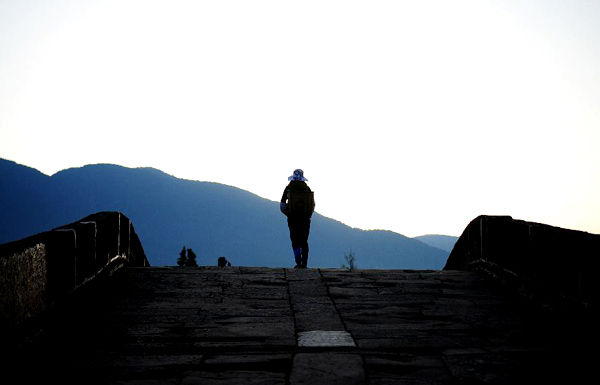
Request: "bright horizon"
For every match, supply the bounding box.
[2,1,600,238]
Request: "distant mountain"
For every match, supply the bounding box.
[413,235,459,253]
[0,158,450,269]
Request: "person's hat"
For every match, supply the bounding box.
[288,169,308,182]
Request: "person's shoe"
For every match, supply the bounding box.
[294,264,301,269]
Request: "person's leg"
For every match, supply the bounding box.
[288,218,303,267]
[293,247,302,267]
[301,243,309,268]
[301,218,311,268]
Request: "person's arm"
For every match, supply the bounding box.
[280,185,289,214]
[281,185,289,203]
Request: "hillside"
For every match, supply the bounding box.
[0,158,450,268]
[413,234,458,253]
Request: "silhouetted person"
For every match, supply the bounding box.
[280,169,315,268]
[218,256,232,267]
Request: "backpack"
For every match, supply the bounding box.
[286,191,315,217]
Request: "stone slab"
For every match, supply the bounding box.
[290,353,364,385]
[8,266,596,384]
[297,331,356,347]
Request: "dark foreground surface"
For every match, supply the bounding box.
[6,267,594,384]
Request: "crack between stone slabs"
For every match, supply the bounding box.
[283,268,299,385]
[283,268,300,339]
[317,269,351,334]
[318,269,371,384]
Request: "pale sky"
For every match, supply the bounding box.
[1,0,600,238]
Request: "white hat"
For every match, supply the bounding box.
[288,169,308,182]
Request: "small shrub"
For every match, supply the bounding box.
[341,250,357,270]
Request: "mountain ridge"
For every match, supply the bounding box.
[413,234,458,253]
[0,158,451,269]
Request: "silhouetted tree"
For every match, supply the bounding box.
[177,246,187,267]
[341,250,357,270]
[186,248,198,267]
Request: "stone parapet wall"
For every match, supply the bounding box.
[0,211,148,329]
[444,215,599,309]
[0,244,46,329]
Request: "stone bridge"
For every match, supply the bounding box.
[1,212,596,384]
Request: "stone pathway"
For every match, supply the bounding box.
[9,267,593,384]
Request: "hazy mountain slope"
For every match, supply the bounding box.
[413,234,459,253]
[0,159,53,241]
[0,158,450,268]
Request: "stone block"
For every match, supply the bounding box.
[294,311,345,332]
[45,228,76,303]
[70,222,97,285]
[119,214,130,258]
[129,224,147,266]
[87,212,120,269]
[290,353,364,385]
[297,331,356,347]
[445,215,600,308]
[0,243,46,327]
[77,211,148,268]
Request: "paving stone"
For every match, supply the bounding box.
[365,353,451,385]
[224,286,289,300]
[328,286,379,298]
[184,322,295,345]
[79,353,204,367]
[202,353,292,367]
[181,370,287,385]
[286,269,347,333]
[206,315,294,325]
[290,353,364,385]
[354,332,487,350]
[294,311,345,332]
[8,267,595,384]
[297,331,356,347]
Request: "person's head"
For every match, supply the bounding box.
[288,169,308,182]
